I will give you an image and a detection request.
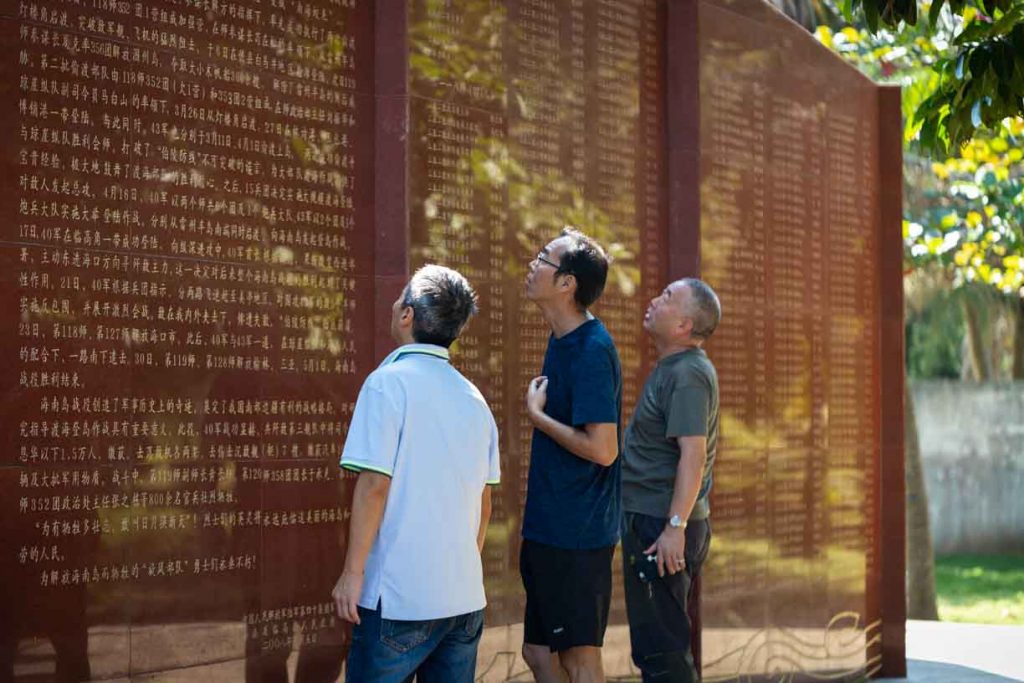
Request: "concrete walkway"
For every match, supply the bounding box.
[878,620,1024,682]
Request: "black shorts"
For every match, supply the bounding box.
[519,538,615,652]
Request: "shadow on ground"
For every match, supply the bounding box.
[878,659,1023,682]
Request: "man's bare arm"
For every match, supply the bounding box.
[529,414,619,466]
[667,436,706,523]
[333,471,391,624]
[343,471,391,573]
[646,436,706,578]
[525,376,618,466]
[478,486,492,552]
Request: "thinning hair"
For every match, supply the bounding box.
[680,278,721,340]
[402,265,478,348]
[556,227,610,310]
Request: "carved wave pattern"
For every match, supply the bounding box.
[702,613,882,682]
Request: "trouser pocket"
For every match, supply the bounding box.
[380,618,433,654]
[622,514,692,657]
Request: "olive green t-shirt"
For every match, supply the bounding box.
[621,347,719,520]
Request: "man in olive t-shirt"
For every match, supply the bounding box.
[621,278,721,683]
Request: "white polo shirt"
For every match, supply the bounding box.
[340,343,501,620]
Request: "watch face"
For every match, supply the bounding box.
[669,515,683,528]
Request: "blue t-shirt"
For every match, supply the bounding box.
[522,318,623,549]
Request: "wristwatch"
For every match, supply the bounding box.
[668,514,685,529]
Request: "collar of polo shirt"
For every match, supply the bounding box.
[381,343,450,366]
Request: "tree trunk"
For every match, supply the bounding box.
[905,384,939,620]
[1013,297,1024,380]
[961,295,990,381]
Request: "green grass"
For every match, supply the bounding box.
[935,554,1024,625]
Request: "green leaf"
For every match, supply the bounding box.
[953,77,970,105]
[865,0,881,32]
[919,112,939,149]
[935,114,950,156]
[842,0,855,23]
[929,0,946,25]
[992,4,1024,36]
[967,46,989,80]
[991,40,1013,81]
[946,111,964,148]
[888,0,905,25]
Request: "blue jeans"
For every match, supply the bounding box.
[345,605,484,683]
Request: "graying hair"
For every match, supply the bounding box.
[402,265,478,348]
[679,278,721,340]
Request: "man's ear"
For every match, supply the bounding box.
[399,304,414,328]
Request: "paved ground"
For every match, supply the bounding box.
[878,619,1024,682]
[14,617,1022,680]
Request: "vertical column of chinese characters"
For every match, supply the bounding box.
[3,5,146,679]
[506,0,563,540]
[825,110,871,599]
[591,0,643,408]
[636,0,666,380]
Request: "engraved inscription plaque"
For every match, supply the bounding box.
[1,0,373,678]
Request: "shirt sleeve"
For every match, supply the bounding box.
[665,377,710,439]
[570,344,619,426]
[486,414,501,485]
[340,373,403,477]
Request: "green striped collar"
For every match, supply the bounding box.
[381,343,450,366]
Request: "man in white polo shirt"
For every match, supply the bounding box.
[332,265,500,683]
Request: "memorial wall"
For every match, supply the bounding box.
[0,0,902,680]
[690,0,903,678]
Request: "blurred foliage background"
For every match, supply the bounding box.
[813,0,1024,382]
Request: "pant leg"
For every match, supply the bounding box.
[622,513,710,683]
[415,610,483,683]
[345,606,436,683]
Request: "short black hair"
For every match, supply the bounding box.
[402,265,478,348]
[680,278,721,339]
[555,227,610,310]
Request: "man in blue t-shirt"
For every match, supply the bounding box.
[520,227,623,683]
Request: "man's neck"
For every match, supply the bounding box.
[392,332,416,347]
[538,301,590,339]
[654,337,701,361]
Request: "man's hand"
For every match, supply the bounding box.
[644,525,687,578]
[332,571,364,624]
[525,376,548,421]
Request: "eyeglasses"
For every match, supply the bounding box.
[534,252,561,270]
